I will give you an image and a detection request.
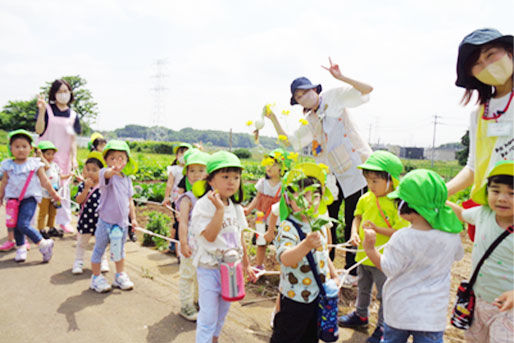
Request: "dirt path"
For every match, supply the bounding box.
[0,206,469,342]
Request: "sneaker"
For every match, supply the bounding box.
[40,229,50,239]
[48,227,64,238]
[338,311,369,328]
[38,239,54,262]
[60,224,75,234]
[0,240,15,252]
[112,272,134,290]
[72,260,84,274]
[367,325,383,343]
[179,305,198,322]
[100,258,110,273]
[254,264,265,271]
[340,273,358,288]
[14,247,27,262]
[90,275,112,293]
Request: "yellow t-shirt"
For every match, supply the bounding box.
[354,191,410,266]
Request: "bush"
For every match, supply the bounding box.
[133,182,166,203]
[127,141,175,155]
[143,211,171,250]
[233,148,251,159]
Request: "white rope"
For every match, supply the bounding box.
[133,226,180,245]
[336,243,387,289]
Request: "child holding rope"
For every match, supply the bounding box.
[71,151,110,275]
[175,149,209,321]
[447,160,513,343]
[271,162,338,343]
[363,169,463,343]
[190,151,256,343]
[89,140,138,293]
[338,151,409,343]
[0,129,60,263]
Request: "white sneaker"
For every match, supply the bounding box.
[38,239,54,262]
[90,275,112,293]
[72,260,84,274]
[179,305,198,322]
[112,272,134,290]
[100,258,110,273]
[14,247,27,262]
[340,273,358,289]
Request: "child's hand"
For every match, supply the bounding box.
[84,177,95,189]
[493,290,514,312]
[264,229,275,243]
[243,207,250,216]
[305,231,322,250]
[350,231,361,247]
[180,241,192,258]
[246,264,257,283]
[51,193,61,205]
[35,148,42,158]
[161,198,171,207]
[36,94,46,112]
[262,105,275,120]
[207,190,224,210]
[321,57,344,80]
[362,229,376,251]
[131,219,139,229]
[363,220,378,232]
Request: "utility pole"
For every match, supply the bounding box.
[229,128,233,151]
[150,58,169,141]
[431,115,441,168]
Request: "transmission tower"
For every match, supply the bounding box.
[150,58,169,141]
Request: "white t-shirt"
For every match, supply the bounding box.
[381,226,464,331]
[42,162,60,198]
[167,165,184,202]
[190,196,247,267]
[255,178,281,197]
[462,206,514,303]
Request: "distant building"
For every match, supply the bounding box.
[400,147,424,160]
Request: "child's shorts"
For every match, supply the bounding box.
[91,219,128,263]
[465,297,514,343]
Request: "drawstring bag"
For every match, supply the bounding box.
[291,220,339,342]
[5,170,35,228]
[451,225,513,329]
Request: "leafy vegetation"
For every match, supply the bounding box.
[142,211,172,250]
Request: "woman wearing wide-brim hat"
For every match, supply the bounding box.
[447,28,513,198]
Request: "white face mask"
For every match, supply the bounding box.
[56,92,71,105]
[475,54,513,86]
[298,90,319,110]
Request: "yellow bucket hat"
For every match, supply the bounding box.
[472,160,514,205]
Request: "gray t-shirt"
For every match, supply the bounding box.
[97,168,133,227]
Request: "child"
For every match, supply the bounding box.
[36,140,71,239]
[190,150,256,343]
[448,160,513,343]
[71,151,110,275]
[89,140,138,293]
[363,169,464,343]
[163,142,191,254]
[0,129,60,262]
[176,149,209,321]
[447,28,513,197]
[88,132,107,152]
[270,162,338,343]
[338,151,409,343]
[265,58,374,285]
[244,148,292,270]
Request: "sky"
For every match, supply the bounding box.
[0,0,512,147]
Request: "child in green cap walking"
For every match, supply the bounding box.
[338,151,409,343]
[363,169,464,343]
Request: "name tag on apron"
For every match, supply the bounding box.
[487,122,512,137]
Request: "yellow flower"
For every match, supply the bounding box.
[288,152,299,162]
[278,135,288,142]
[281,110,290,116]
[273,151,284,160]
[261,157,275,167]
[265,103,275,116]
[299,118,308,126]
[246,120,253,126]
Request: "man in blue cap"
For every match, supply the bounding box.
[265,57,374,286]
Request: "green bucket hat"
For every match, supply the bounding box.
[183,149,209,175]
[206,150,243,174]
[102,140,138,175]
[37,140,58,151]
[8,129,34,156]
[472,160,514,205]
[358,150,403,181]
[173,142,192,154]
[387,169,462,233]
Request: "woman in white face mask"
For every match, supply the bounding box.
[447,29,513,201]
[34,79,80,235]
[264,57,374,292]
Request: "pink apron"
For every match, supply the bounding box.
[38,104,77,226]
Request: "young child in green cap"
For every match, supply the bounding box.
[338,151,409,343]
[363,169,464,343]
[190,150,256,343]
[447,160,513,342]
[0,129,61,263]
[89,140,139,293]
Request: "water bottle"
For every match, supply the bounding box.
[219,249,245,302]
[255,211,266,245]
[109,225,124,262]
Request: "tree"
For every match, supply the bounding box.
[455,130,469,166]
[0,98,37,131]
[40,75,99,133]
